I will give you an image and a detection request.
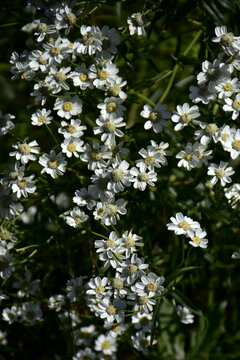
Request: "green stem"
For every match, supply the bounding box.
[160,29,202,103]
[45,124,59,146]
[129,90,156,107]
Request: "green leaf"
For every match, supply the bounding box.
[170,288,202,316]
[165,266,200,287]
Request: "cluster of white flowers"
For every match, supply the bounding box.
[1,0,240,356]
[167,212,208,248]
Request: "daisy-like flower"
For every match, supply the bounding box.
[0,111,15,135]
[127,13,147,36]
[188,228,208,248]
[86,277,112,298]
[224,128,240,159]
[223,93,240,120]
[77,25,102,55]
[216,125,233,147]
[197,59,232,89]
[130,163,157,191]
[61,137,84,158]
[167,212,200,237]
[0,187,23,220]
[73,187,96,210]
[111,274,129,298]
[65,207,88,228]
[34,20,56,42]
[19,303,42,325]
[2,306,19,324]
[91,61,119,90]
[132,331,157,356]
[136,146,163,170]
[116,253,149,285]
[58,119,87,139]
[81,140,112,170]
[171,103,200,130]
[31,108,52,126]
[74,325,97,347]
[189,84,216,104]
[28,50,49,73]
[54,94,82,119]
[212,26,240,54]
[194,122,219,145]
[130,293,156,314]
[193,142,213,167]
[94,231,124,269]
[99,25,120,59]
[132,272,165,298]
[11,174,36,198]
[73,348,96,360]
[39,150,67,178]
[42,37,69,65]
[176,143,199,170]
[215,78,240,99]
[96,296,126,323]
[94,113,126,146]
[104,321,128,338]
[94,334,117,356]
[13,272,39,298]
[97,96,126,118]
[177,305,194,324]
[121,230,143,258]
[103,198,127,226]
[107,160,131,193]
[150,140,171,166]
[207,161,235,186]
[141,102,170,133]
[9,138,40,164]
[69,64,94,90]
[225,183,240,208]
[45,65,71,94]
[132,312,152,331]
[107,77,127,100]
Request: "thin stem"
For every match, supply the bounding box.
[129,90,156,107]
[160,29,202,103]
[45,124,59,146]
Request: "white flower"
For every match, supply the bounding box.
[34,20,56,42]
[215,78,240,99]
[28,50,49,72]
[141,102,170,133]
[94,113,126,145]
[194,122,219,145]
[176,143,199,170]
[94,334,117,355]
[58,118,86,139]
[94,231,124,269]
[121,230,143,258]
[39,150,67,178]
[0,111,15,135]
[99,25,120,59]
[189,84,216,104]
[45,65,71,94]
[31,108,53,126]
[224,129,240,159]
[86,277,112,298]
[54,94,82,119]
[116,253,149,285]
[73,187,96,210]
[130,163,157,191]
[19,303,42,325]
[130,293,156,314]
[61,137,84,158]
[48,294,65,312]
[223,93,240,120]
[132,331,157,355]
[150,140,171,166]
[69,64,94,90]
[0,246,15,279]
[80,140,112,170]
[107,77,127,100]
[73,348,96,360]
[13,272,39,298]
[132,272,165,297]
[107,160,131,193]
[74,325,97,347]
[0,188,23,220]
[212,26,240,54]
[171,103,200,130]
[225,183,240,208]
[177,305,194,324]
[207,161,235,186]
[9,138,40,164]
[65,207,88,227]
[91,61,119,90]
[136,146,163,170]
[97,96,126,117]
[167,212,200,237]
[77,25,102,55]
[42,37,69,65]
[188,228,208,248]
[132,312,152,331]
[96,296,126,323]
[2,306,19,324]
[127,13,147,36]
[11,174,36,198]
[197,59,232,89]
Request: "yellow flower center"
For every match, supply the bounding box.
[126,264,138,275]
[38,115,47,123]
[99,70,109,80]
[192,236,201,244]
[51,46,61,55]
[124,236,135,248]
[67,143,76,152]
[205,124,218,135]
[95,285,105,294]
[179,221,190,230]
[103,121,116,133]
[215,168,225,178]
[48,160,58,169]
[232,140,240,151]
[182,113,192,123]
[62,102,73,112]
[105,239,116,248]
[112,169,124,182]
[101,340,111,349]
[183,153,192,162]
[20,144,31,155]
[56,72,67,82]
[106,204,118,214]
[17,179,27,188]
[109,84,120,97]
[146,282,158,292]
[79,73,88,82]
[144,155,155,166]
[138,172,149,182]
[106,305,117,315]
[223,82,233,91]
[67,125,77,133]
[233,100,240,111]
[112,278,123,290]
[38,23,48,33]
[106,102,117,113]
